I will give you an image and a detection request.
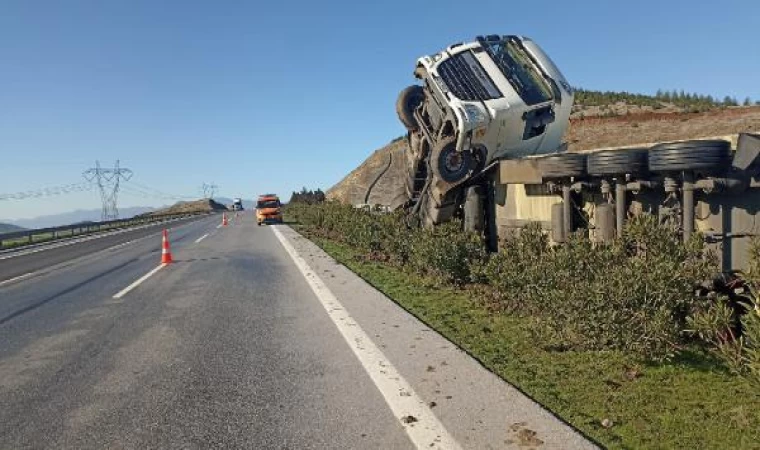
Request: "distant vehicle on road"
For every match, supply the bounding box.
[231,198,244,211]
[256,194,282,225]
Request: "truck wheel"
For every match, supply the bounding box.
[648,140,731,173]
[396,85,424,131]
[587,148,649,176]
[471,144,488,174]
[538,153,587,179]
[431,137,473,184]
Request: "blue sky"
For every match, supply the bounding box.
[1,0,759,220]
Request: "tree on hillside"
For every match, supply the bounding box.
[289,187,325,204]
[744,97,753,106]
[572,88,726,114]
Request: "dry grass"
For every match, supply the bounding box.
[145,199,227,216]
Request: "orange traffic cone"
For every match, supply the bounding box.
[161,229,173,264]
[222,213,228,227]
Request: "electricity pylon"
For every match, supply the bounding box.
[83,160,133,221]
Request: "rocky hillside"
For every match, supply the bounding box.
[328,138,408,206]
[328,105,760,206]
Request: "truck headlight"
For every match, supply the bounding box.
[463,104,486,124]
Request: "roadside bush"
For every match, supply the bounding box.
[744,304,760,381]
[687,296,747,373]
[480,223,552,313]
[688,237,760,380]
[484,215,716,360]
[289,202,718,360]
[408,221,486,285]
[376,211,414,264]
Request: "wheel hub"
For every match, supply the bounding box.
[443,150,464,173]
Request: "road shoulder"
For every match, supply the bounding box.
[277,225,597,450]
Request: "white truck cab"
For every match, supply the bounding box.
[396,35,573,226]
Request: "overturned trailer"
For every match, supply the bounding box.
[395,34,760,274]
[488,133,760,274]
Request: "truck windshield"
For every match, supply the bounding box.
[478,37,553,106]
[257,200,279,208]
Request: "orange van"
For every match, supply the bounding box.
[256,194,282,225]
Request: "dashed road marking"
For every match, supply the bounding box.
[272,226,461,450]
[112,264,165,299]
[0,272,36,288]
[194,233,209,244]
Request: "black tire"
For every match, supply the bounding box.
[538,153,587,179]
[396,85,424,131]
[471,144,488,174]
[648,140,731,173]
[587,148,649,176]
[431,137,473,183]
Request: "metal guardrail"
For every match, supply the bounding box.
[0,211,212,250]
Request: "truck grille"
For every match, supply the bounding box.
[438,52,501,102]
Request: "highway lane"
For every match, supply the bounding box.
[0,214,214,283]
[0,212,413,449]
[0,214,220,328]
[0,210,595,449]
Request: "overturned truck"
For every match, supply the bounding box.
[396,34,760,274]
[396,34,573,228]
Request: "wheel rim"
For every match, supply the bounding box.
[443,150,464,173]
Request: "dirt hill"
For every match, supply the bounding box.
[328,138,408,206]
[328,107,760,206]
[145,199,228,216]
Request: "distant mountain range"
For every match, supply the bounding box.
[0,223,26,233]
[2,206,161,230]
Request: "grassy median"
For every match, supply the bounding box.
[287,202,760,449]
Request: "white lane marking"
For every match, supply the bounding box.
[0,237,150,289]
[0,272,36,288]
[112,264,165,299]
[216,224,222,229]
[272,226,461,450]
[194,233,209,244]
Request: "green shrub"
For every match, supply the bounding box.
[687,296,746,373]
[408,221,486,285]
[743,304,760,381]
[480,224,551,313]
[289,202,718,360]
[484,215,715,360]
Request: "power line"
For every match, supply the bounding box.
[124,180,196,201]
[0,182,92,201]
[83,160,133,221]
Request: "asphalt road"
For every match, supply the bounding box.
[0,214,210,282]
[0,211,595,449]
